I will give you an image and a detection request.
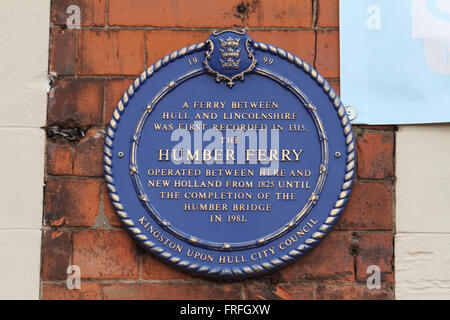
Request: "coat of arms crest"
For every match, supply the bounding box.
[203,29,257,88]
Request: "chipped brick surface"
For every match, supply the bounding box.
[72,230,139,279]
[279,232,355,282]
[356,233,394,283]
[41,231,71,280]
[44,177,101,227]
[336,181,394,231]
[357,131,395,179]
[48,79,103,125]
[78,30,145,76]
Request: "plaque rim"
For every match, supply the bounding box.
[103,38,356,278]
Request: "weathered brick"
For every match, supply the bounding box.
[108,0,243,27]
[279,232,354,282]
[245,282,314,300]
[103,184,122,227]
[316,30,340,78]
[101,282,242,300]
[44,177,101,227]
[42,283,100,300]
[146,30,210,66]
[73,128,105,177]
[51,0,106,26]
[47,140,73,175]
[247,0,312,27]
[356,233,394,283]
[48,80,103,125]
[357,131,395,179]
[78,30,145,76]
[336,181,393,231]
[50,28,77,76]
[141,253,194,280]
[316,284,393,300]
[41,231,71,280]
[104,79,132,125]
[317,0,339,28]
[72,230,139,279]
[251,30,316,67]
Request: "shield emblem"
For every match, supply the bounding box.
[203,29,257,88]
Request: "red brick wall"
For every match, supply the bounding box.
[42,0,395,300]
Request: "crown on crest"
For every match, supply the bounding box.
[219,37,240,48]
[220,47,241,59]
[219,58,241,69]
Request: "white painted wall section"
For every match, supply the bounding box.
[396,124,450,299]
[0,0,50,299]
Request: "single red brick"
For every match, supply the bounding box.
[73,128,105,177]
[279,232,354,282]
[357,131,394,179]
[245,282,314,300]
[141,254,194,280]
[78,30,145,76]
[101,282,242,300]
[103,183,122,227]
[72,230,139,279]
[41,231,71,280]
[50,28,77,76]
[42,283,100,300]
[317,0,339,28]
[316,284,393,300]
[47,140,73,175]
[316,30,340,78]
[51,0,106,26]
[108,0,243,27]
[44,177,101,227]
[146,30,210,66]
[356,233,394,283]
[251,30,316,67]
[104,79,132,125]
[336,181,393,231]
[48,80,103,125]
[247,0,313,27]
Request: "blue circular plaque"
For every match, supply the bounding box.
[104,30,355,278]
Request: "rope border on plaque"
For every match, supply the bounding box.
[103,40,356,278]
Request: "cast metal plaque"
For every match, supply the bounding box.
[104,30,355,278]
